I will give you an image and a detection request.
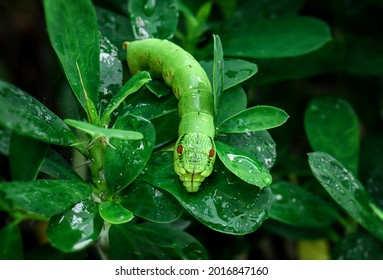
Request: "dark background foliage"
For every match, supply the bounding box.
[1,0,383,259]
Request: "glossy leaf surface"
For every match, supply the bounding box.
[136,223,208,259]
[0,180,92,216]
[217,130,276,170]
[101,71,151,125]
[121,179,182,223]
[269,181,340,228]
[305,96,360,175]
[200,59,258,91]
[10,134,47,181]
[43,0,100,110]
[109,223,168,259]
[104,115,155,193]
[308,152,383,242]
[0,81,77,146]
[128,0,178,40]
[47,200,103,252]
[213,34,224,119]
[99,201,134,224]
[224,16,332,58]
[141,151,273,234]
[218,106,289,133]
[216,141,272,188]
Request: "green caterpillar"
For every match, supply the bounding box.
[123,38,216,192]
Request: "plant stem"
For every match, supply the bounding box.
[96,222,111,260]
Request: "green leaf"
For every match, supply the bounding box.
[366,166,383,209]
[0,180,92,216]
[200,59,258,91]
[128,0,179,40]
[213,34,224,119]
[104,115,155,193]
[96,7,135,60]
[99,201,134,224]
[141,151,273,234]
[224,16,332,58]
[215,86,247,128]
[99,33,123,113]
[122,90,178,120]
[121,179,182,223]
[269,181,340,228]
[217,130,276,170]
[43,0,100,111]
[304,96,360,175]
[218,105,289,133]
[65,119,143,140]
[0,224,23,260]
[333,233,383,260]
[121,89,179,147]
[145,79,172,98]
[40,149,81,180]
[0,126,11,156]
[216,141,272,188]
[109,223,168,259]
[136,223,208,259]
[0,81,77,146]
[254,42,339,84]
[47,200,103,252]
[308,152,383,242]
[101,71,151,125]
[10,134,48,181]
[263,219,335,241]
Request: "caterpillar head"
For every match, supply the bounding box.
[173,133,216,192]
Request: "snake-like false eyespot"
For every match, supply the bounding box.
[208,148,215,158]
[177,145,184,155]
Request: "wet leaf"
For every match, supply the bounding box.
[366,166,383,209]
[224,16,332,58]
[99,33,123,113]
[0,223,23,260]
[10,133,48,181]
[109,223,168,259]
[0,127,11,156]
[40,149,82,180]
[47,200,103,252]
[96,7,135,60]
[141,151,273,234]
[213,34,224,119]
[200,59,258,91]
[104,115,155,193]
[305,96,360,175]
[65,119,143,140]
[333,233,383,260]
[215,86,247,128]
[101,71,151,125]
[128,0,179,40]
[308,152,383,242]
[217,105,289,133]
[44,0,100,111]
[216,141,272,188]
[136,222,208,259]
[0,180,92,216]
[121,179,182,223]
[0,81,77,146]
[217,130,276,170]
[269,181,340,228]
[99,201,134,224]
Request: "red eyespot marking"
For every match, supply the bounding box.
[209,148,215,158]
[177,145,184,155]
